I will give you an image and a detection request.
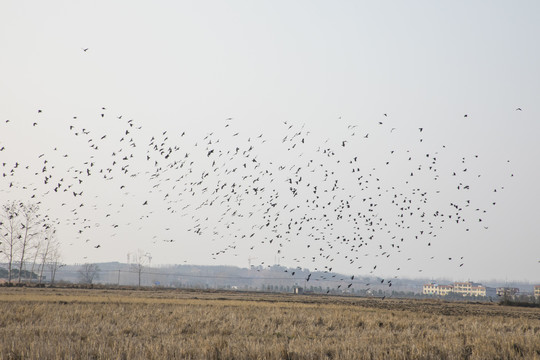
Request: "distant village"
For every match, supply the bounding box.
[423,281,540,300]
[1,262,539,302]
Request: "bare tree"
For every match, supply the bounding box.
[78,263,100,284]
[17,203,41,283]
[38,227,58,284]
[130,250,151,287]
[47,244,62,285]
[0,201,21,283]
[29,233,43,283]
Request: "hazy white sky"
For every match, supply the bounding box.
[1,1,539,283]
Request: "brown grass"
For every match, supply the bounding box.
[0,287,539,359]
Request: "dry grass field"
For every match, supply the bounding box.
[0,287,539,359]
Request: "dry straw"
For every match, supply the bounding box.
[0,288,539,359]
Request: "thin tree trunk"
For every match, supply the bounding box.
[30,242,41,283]
[38,239,50,285]
[18,224,30,283]
[6,216,17,283]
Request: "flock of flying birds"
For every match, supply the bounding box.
[0,104,518,292]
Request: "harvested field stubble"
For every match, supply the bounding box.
[0,288,539,359]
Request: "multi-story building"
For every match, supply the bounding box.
[423,283,439,295]
[423,281,495,298]
[471,284,487,297]
[534,285,540,299]
[453,281,474,296]
[438,285,454,296]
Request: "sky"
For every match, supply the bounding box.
[1,1,539,283]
